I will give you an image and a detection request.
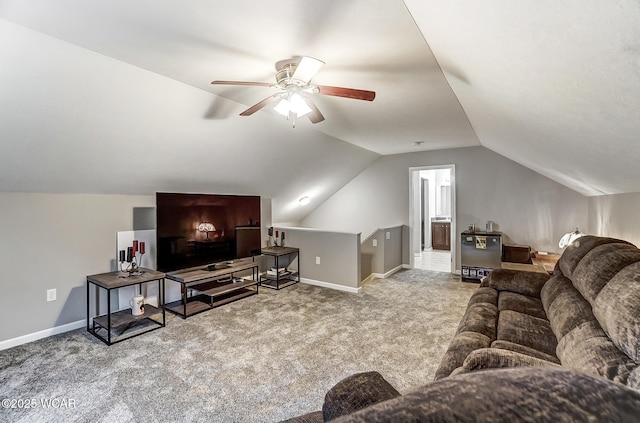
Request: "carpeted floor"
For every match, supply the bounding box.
[0,269,477,423]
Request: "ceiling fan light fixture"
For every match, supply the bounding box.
[275,57,325,88]
[274,93,312,118]
[212,56,373,125]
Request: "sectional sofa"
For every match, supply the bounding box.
[283,236,640,422]
[435,235,640,386]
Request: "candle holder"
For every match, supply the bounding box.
[267,227,274,247]
[137,249,145,270]
[119,241,146,277]
[122,257,142,276]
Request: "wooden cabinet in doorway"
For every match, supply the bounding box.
[432,222,451,251]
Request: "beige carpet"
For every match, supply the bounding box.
[0,269,477,423]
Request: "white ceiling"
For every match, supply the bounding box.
[406,0,640,196]
[0,1,639,222]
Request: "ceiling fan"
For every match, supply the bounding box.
[211,56,375,125]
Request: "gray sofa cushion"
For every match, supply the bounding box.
[455,302,498,339]
[330,367,640,423]
[498,291,546,319]
[460,347,560,372]
[490,340,560,363]
[557,236,633,279]
[467,286,498,307]
[571,243,640,301]
[629,366,640,389]
[481,268,549,297]
[434,331,492,380]
[496,310,557,357]
[593,261,640,362]
[557,320,637,384]
[541,274,598,340]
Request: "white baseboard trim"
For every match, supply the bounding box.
[361,273,377,284]
[384,264,404,278]
[301,278,361,294]
[0,319,85,351]
[361,264,405,285]
[371,264,404,280]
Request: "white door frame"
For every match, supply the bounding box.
[408,164,457,273]
[421,177,430,250]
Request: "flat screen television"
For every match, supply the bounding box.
[156,192,262,272]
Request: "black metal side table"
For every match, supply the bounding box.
[258,246,300,289]
[86,268,166,345]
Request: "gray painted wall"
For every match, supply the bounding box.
[274,227,361,290]
[383,226,404,273]
[301,146,589,270]
[588,192,640,246]
[360,230,381,279]
[0,193,155,342]
[360,225,404,281]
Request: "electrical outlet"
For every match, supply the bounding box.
[386,231,391,240]
[373,239,377,247]
[47,289,57,302]
[316,256,321,265]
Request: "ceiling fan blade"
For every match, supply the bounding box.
[317,85,376,101]
[303,97,325,124]
[292,56,325,84]
[239,94,281,116]
[211,80,272,87]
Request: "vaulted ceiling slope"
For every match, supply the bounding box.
[405,1,640,196]
[0,0,478,224]
[0,18,380,225]
[0,2,639,229]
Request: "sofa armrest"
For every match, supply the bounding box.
[330,368,640,423]
[322,371,401,421]
[279,411,324,423]
[459,347,561,374]
[481,268,550,297]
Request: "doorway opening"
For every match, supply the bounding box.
[409,165,456,273]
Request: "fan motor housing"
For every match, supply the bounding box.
[276,62,306,88]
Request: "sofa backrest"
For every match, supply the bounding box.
[557,236,634,279]
[548,236,640,388]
